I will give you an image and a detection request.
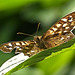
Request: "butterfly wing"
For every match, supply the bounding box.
[0,41,35,56]
[43,32,74,48]
[41,12,75,48]
[42,12,75,39]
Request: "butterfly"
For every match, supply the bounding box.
[0,12,75,57]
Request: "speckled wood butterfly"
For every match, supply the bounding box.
[0,12,75,57]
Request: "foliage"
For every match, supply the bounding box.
[4,38,75,75]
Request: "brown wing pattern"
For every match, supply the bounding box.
[0,41,35,55]
[43,32,75,48]
[42,12,75,39]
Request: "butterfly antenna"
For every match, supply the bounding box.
[36,23,40,36]
[17,32,34,37]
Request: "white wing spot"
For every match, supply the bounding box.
[4,46,6,47]
[19,48,22,50]
[31,50,35,52]
[27,52,30,54]
[64,31,67,33]
[52,32,54,35]
[8,43,12,46]
[52,27,57,31]
[9,48,12,50]
[63,23,67,27]
[69,16,73,22]
[60,37,64,40]
[65,27,69,29]
[21,42,25,45]
[69,16,72,17]
[69,19,73,22]
[61,18,67,22]
[16,43,20,45]
[56,24,61,27]
[16,46,20,48]
[67,36,70,38]
[50,30,55,35]
[50,30,53,33]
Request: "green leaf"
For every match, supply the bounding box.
[4,38,75,75]
[0,0,37,11]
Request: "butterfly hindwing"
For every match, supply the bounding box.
[43,32,75,48]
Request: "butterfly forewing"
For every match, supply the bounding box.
[40,12,75,49]
[42,12,75,39]
[0,41,35,56]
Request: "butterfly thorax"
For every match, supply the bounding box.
[33,36,46,49]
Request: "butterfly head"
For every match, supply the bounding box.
[33,35,46,49]
[34,36,42,43]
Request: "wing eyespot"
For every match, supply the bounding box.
[68,17,71,20]
[6,45,11,48]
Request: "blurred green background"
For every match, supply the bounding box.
[0,0,75,75]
